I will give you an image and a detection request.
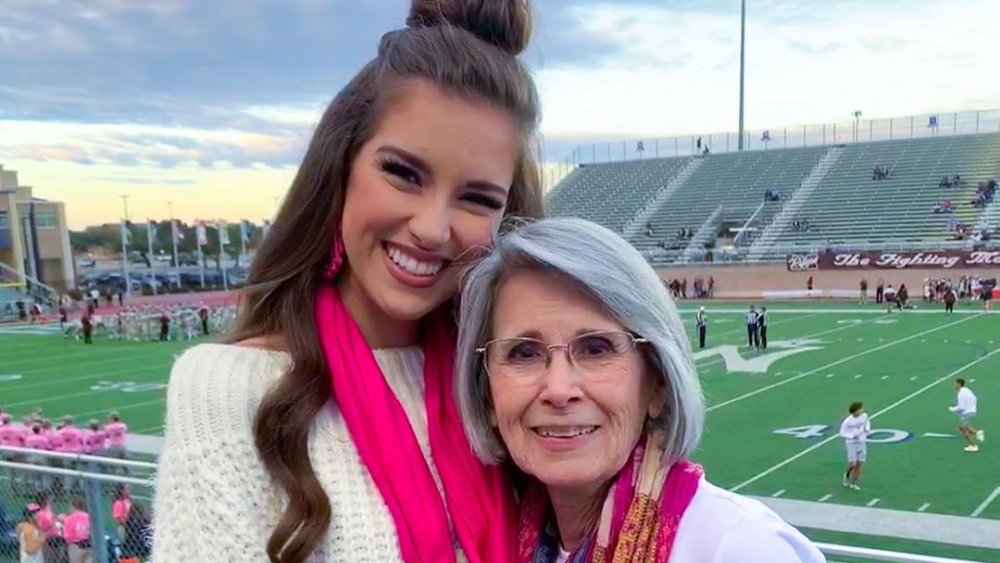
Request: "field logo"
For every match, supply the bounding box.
[692,338,826,373]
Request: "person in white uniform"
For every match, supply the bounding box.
[839,402,870,490]
[949,378,984,452]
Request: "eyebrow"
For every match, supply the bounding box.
[507,327,615,340]
[376,144,509,197]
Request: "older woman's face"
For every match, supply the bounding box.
[487,270,661,490]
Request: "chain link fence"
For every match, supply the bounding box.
[0,446,154,563]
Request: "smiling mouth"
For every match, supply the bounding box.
[383,242,449,277]
[532,426,599,439]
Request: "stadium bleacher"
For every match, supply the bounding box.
[545,132,1000,263]
[545,157,689,235]
[766,133,1000,253]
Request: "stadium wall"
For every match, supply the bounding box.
[656,264,1000,300]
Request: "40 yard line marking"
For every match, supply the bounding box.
[729,345,1000,493]
[708,315,980,412]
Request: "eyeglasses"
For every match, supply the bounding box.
[477,331,648,379]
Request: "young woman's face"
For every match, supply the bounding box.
[338,79,521,336]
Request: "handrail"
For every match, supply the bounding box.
[815,541,987,562]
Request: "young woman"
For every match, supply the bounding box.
[151,1,543,562]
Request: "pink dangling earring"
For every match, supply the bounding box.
[322,233,346,280]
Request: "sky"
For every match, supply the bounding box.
[2,0,998,230]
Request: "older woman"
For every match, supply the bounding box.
[456,217,825,562]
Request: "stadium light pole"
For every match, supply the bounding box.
[853,110,862,143]
[120,195,131,297]
[168,201,180,289]
[738,0,747,151]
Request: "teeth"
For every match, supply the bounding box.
[388,246,443,277]
[537,426,597,438]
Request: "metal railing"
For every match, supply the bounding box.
[1,448,990,562]
[816,542,987,562]
[557,109,1000,167]
[0,446,155,563]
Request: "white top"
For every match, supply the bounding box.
[151,344,463,562]
[838,413,870,443]
[746,312,757,325]
[669,479,826,562]
[952,387,978,416]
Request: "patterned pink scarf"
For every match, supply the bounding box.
[314,284,517,562]
[517,432,703,563]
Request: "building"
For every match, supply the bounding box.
[0,165,75,293]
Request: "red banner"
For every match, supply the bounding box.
[787,250,1000,271]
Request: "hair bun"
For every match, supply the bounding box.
[407,0,531,56]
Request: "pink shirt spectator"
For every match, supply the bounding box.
[62,510,91,544]
[0,424,23,447]
[13,423,30,443]
[106,421,128,448]
[112,498,132,524]
[36,506,60,539]
[24,433,50,450]
[82,429,107,454]
[59,426,84,454]
[46,430,64,451]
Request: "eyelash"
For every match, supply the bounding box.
[376,157,421,186]
[375,156,504,211]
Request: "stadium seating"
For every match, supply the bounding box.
[544,132,1000,262]
[545,157,689,235]
[633,146,829,255]
[765,133,1000,252]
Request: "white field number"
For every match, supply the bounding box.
[0,374,23,382]
[773,425,912,444]
[90,381,167,393]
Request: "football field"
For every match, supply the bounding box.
[1,301,997,561]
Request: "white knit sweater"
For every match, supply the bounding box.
[151,343,464,562]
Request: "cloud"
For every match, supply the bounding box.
[3,0,1000,229]
[0,118,306,169]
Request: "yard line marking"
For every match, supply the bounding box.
[730,344,1000,493]
[918,503,931,512]
[771,489,786,498]
[867,498,881,507]
[0,362,167,394]
[910,376,917,381]
[944,339,949,343]
[2,348,152,370]
[707,315,980,412]
[969,378,976,383]
[971,486,1000,518]
[921,339,927,343]
[923,433,958,439]
[853,374,863,379]
[2,376,167,409]
[881,375,889,380]
[826,373,835,378]
[691,313,819,349]
[696,316,877,372]
[818,494,833,502]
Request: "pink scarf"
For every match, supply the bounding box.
[517,432,703,562]
[314,284,516,563]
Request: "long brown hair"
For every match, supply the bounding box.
[227,1,543,561]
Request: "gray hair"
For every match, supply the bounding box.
[455,217,705,465]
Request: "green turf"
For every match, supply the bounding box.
[1,303,997,560]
